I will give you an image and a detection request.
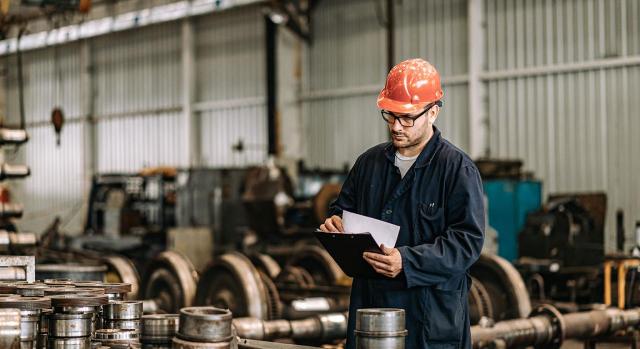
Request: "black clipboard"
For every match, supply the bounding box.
[313,230,389,279]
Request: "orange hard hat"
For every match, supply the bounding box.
[377,58,444,114]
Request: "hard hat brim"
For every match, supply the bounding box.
[377,94,429,114]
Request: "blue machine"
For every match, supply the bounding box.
[483,180,542,261]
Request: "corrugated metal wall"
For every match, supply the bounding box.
[1,6,267,234]
[301,0,470,169]
[484,0,640,250]
[2,43,87,234]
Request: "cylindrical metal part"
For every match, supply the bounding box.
[171,337,230,349]
[104,301,143,320]
[52,306,100,314]
[19,309,40,342]
[141,314,179,344]
[15,285,48,297]
[48,313,93,338]
[102,319,141,332]
[0,308,21,349]
[355,309,407,349]
[142,300,160,314]
[36,333,46,349]
[177,307,232,343]
[94,329,140,346]
[47,336,91,349]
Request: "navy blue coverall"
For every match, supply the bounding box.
[329,127,485,349]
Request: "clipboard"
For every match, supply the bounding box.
[313,230,390,279]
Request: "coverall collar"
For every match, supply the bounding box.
[384,126,442,169]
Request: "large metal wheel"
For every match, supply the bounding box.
[141,251,199,313]
[285,245,346,286]
[468,276,494,325]
[470,253,531,321]
[103,255,140,300]
[195,252,272,320]
[248,253,281,280]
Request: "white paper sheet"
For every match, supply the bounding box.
[342,210,400,249]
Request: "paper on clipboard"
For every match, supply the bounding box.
[342,210,400,248]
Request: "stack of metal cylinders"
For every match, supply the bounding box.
[93,329,140,348]
[48,294,109,349]
[173,307,233,349]
[140,314,179,349]
[354,308,408,349]
[103,301,143,333]
[36,309,51,349]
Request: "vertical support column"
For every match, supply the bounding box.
[182,18,200,166]
[386,0,395,71]
[467,0,486,159]
[80,39,96,191]
[265,16,278,156]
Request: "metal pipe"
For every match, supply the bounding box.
[471,306,640,348]
[233,312,347,342]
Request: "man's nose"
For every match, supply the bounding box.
[391,118,404,131]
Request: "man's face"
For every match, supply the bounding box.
[386,106,439,149]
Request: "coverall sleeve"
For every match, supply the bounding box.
[397,164,485,288]
[328,158,360,218]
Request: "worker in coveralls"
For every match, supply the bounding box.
[319,58,485,349]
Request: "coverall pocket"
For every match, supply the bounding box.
[424,288,464,343]
[417,204,445,240]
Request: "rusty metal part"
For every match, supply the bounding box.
[15,284,51,297]
[47,336,91,349]
[44,287,96,296]
[36,264,107,282]
[0,308,21,349]
[103,301,143,320]
[0,256,35,282]
[142,299,160,314]
[177,307,233,343]
[469,277,494,325]
[43,279,73,286]
[233,312,347,342]
[141,251,198,314]
[0,231,36,254]
[0,296,51,310]
[94,329,140,345]
[275,266,315,288]
[470,253,531,321]
[75,282,132,294]
[236,338,322,349]
[195,253,268,320]
[103,256,141,300]
[52,306,100,315]
[102,319,142,332]
[50,294,109,307]
[248,254,281,280]
[471,305,640,349]
[258,271,282,321]
[312,183,342,225]
[285,245,346,287]
[48,313,93,338]
[140,314,179,344]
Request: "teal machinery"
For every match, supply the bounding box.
[477,160,542,262]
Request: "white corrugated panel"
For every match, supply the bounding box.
[196,6,268,166]
[394,0,470,152]
[96,111,185,172]
[199,105,267,166]
[14,123,87,234]
[485,0,640,250]
[93,22,182,116]
[301,0,387,169]
[4,43,83,124]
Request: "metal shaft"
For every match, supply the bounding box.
[233,312,347,342]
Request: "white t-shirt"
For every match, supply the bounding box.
[394,152,419,178]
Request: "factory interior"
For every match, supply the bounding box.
[1,0,640,348]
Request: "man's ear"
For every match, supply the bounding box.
[428,105,440,124]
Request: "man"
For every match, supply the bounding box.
[319,58,485,348]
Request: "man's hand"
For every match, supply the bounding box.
[363,245,402,278]
[319,215,344,233]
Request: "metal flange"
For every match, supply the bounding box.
[103,301,143,320]
[0,296,51,310]
[48,313,93,338]
[141,314,179,344]
[177,307,233,343]
[530,304,565,349]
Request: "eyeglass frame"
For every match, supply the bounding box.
[380,101,439,127]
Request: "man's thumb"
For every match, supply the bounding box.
[380,244,393,255]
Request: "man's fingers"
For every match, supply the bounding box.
[363,252,390,264]
[324,219,338,232]
[331,216,344,232]
[319,224,328,232]
[363,255,394,273]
